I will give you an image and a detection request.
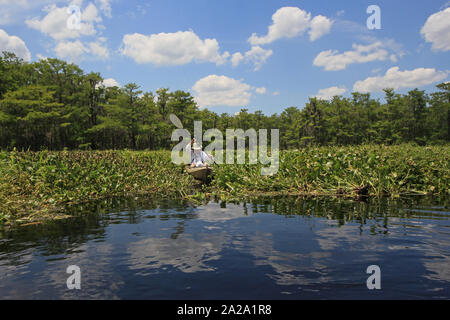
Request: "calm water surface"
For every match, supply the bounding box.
[0,196,449,299]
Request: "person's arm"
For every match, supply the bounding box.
[185,138,195,163]
[185,138,194,152]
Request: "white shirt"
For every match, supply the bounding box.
[185,142,208,167]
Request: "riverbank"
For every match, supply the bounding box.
[0,145,448,225]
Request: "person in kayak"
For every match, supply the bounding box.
[185,138,213,168]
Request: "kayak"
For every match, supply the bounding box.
[185,166,213,182]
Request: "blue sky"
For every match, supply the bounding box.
[0,0,449,115]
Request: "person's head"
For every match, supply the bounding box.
[192,142,202,154]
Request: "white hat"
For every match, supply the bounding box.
[192,142,202,150]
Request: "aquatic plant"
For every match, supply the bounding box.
[210,144,449,198]
[0,144,448,225]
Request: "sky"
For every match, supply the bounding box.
[0,0,449,115]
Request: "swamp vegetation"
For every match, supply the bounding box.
[0,144,448,225]
[0,52,448,225]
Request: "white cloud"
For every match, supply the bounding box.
[54,39,109,62]
[313,42,399,71]
[314,86,347,100]
[0,0,67,4]
[371,68,381,74]
[0,0,28,4]
[26,3,102,40]
[54,40,88,61]
[421,8,450,52]
[36,53,47,60]
[353,67,448,93]
[101,78,120,87]
[244,46,273,71]
[273,91,280,96]
[88,39,109,59]
[309,15,333,41]
[95,0,112,18]
[255,87,267,94]
[0,0,72,25]
[0,28,31,61]
[248,7,332,45]
[192,75,252,107]
[232,46,273,71]
[231,52,244,67]
[121,30,230,66]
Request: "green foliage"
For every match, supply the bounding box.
[0,150,194,224]
[0,52,448,224]
[210,145,449,199]
[0,51,448,151]
[0,146,447,225]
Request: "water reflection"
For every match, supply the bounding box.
[0,196,449,299]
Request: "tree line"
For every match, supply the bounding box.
[0,51,448,151]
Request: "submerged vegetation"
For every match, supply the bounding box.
[0,145,448,225]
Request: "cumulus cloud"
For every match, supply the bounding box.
[421,8,450,52]
[54,40,87,61]
[25,2,111,62]
[0,0,28,4]
[313,42,400,71]
[248,7,332,45]
[54,39,109,62]
[26,2,102,40]
[88,39,109,59]
[36,53,47,60]
[244,46,273,71]
[231,52,244,67]
[309,15,333,41]
[255,87,267,94]
[101,78,120,87]
[232,46,273,71]
[3,1,105,26]
[353,67,448,93]
[192,75,252,107]
[0,0,59,5]
[0,28,31,61]
[314,86,347,100]
[95,0,112,18]
[0,0,43,25]
[121,30,230,66]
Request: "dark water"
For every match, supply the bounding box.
[0,196,449,300]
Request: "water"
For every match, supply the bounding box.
[0,196,449,300]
